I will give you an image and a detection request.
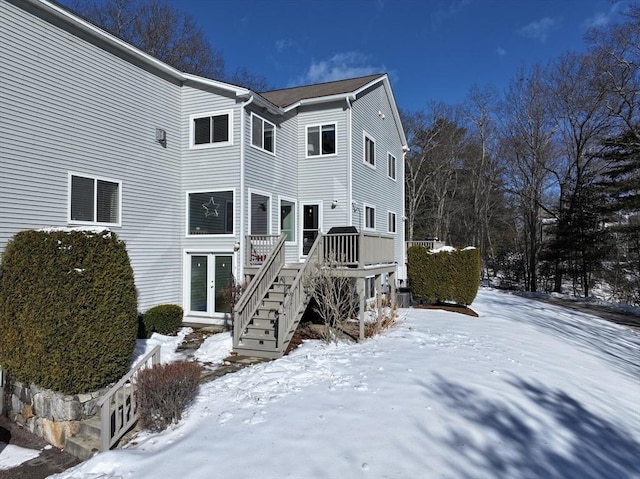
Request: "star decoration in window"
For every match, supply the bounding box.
[202,197,220,217]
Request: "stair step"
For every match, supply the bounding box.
[242,328,276,340]
[250,317,276,328]
[79,415,102,441]
[265,291,285,301]
[254,308,278,320]
[261,299,281,310]
[233,345,282,359]
[239,337,277,349]
[65,433,100,461]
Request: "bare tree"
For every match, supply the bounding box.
[73,0,225,79]
[499,65,558,291]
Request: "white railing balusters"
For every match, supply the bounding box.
[97,345,161,451]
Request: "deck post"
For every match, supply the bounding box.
[388,271,396,308]
[359,277,366,341]
[375,274,382,321]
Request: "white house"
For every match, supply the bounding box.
[0,0,408,358]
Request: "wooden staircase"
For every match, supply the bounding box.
[234,235,321,359]
[233,266,303,358]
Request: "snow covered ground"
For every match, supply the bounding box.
[34,288,640,478]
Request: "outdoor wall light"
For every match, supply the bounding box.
[155,128,167,147]
[233,242,241,251]
[331,199,339,209]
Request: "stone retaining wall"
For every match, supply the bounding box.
[8,380,105,449]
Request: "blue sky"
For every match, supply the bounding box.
[165,0,631,110]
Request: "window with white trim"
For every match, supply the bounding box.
[70,174,121,225]
[188,190,234,235]
[307,123,336,156]
[364,205,375,230]
[364,133,375,167]
[387,153,397,180]
[191,111,231,147]
[280,199,296,242]
[388,212,397,234]
[251,113,275,153]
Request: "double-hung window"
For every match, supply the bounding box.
[252,113,275,153]
[191,111,232,147]
[364,133,375,167]
[388,211,397,234]
[364,204,375,230]
[69,174,121,225]
[387,153,397,180]
[307,123,336,157]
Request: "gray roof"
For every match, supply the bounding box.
[260,74,385,108]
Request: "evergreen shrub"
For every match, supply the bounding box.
[0,229,138,394]
[136,361,201,432]
[408,246,481,306]
[142,304,183,337]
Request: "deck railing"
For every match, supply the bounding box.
[323,232,395,267]
[234,234,286,346]
[96,345,161,451]
[406,240,446,250]
[246,235,281,266]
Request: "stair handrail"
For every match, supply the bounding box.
[277,234,323,352]
[234,234,286,348]
[96,344,161,451]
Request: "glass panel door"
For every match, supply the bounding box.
[190,255,208,312]
[187,253,234,316]
[214,256,233,314]
[302,204,319,255]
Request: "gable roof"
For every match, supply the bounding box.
[260,74,385,108]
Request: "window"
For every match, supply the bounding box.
[387,153,397,180]
[364,133,375,167]
[280,199,296,242]
[364,276,375,299]
[251,114,275,153]
[307,124,336,156]
[188,190,234,235]
[364,205,375,230]
[388,212,397,234]
[191,111,231,147]
[70,174,120,225]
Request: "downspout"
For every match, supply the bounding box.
[239,95,255,281]
[346,95,355,225]
[401,146,409,282]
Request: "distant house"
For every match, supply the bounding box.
[0,0,408,357]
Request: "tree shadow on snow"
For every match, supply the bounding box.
[420,374,640,479]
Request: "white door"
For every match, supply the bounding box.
[187,253,233,317]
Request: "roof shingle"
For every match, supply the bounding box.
[260,74,385,108]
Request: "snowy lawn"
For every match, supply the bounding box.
[50,288,640,479]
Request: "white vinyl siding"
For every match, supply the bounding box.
[0,2,183,311]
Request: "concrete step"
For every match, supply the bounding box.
[65,429,100,461]
[79,415,101,441]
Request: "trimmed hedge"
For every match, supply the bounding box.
[142,304,183,337]
[408,246,481,306]
[0,229,138,394]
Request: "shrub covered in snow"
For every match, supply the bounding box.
[408,245,481,306]
[142,304,183,337]
[0,229,137,394]
[136,361,201,432]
